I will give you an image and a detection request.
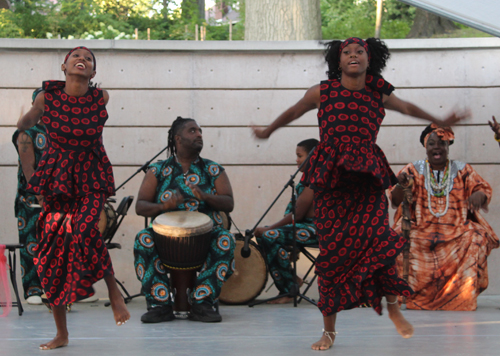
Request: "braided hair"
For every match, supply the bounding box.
[167,116,196,157]
[324,37,391,80]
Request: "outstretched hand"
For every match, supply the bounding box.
[488,116,500,137]
[439,109,471,127]
[251,125,270,139]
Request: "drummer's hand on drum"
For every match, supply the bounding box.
[187,183,206,201]
[162,190,184,211]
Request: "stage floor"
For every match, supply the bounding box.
[2,295,500,355]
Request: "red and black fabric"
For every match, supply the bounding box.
[27,80,115,306]
[34,193,113,306]
[302,75,413,316]
[28,80,115,198]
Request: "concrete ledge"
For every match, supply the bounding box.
[1,37,500,52]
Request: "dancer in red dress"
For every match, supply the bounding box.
[17,47,130,350]
[252,37,468,351]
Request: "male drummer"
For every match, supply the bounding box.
[134,116,235,323]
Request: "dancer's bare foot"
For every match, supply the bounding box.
[109,288,130,326]
[39,333,68,350]
[311,330,336,351]
[387,300,414,338]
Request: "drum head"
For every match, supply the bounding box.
[153,211,213,237]
[219,240,268,305]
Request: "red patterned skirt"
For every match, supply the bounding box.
[314,172,413,316]
[34,193,113,306]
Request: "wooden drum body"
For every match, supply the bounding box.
[152,211,213,312]
[219,239,268,305]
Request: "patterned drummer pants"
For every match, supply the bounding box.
[16,195,43,299]
[255,220,317,294]
[134,226,235,308]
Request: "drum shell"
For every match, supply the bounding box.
[219,239,268,305]
[153,231,212,270]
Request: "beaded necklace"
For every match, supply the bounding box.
[426,159,451,218]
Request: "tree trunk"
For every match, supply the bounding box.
[245,0,321,41]
[198,0,205,21]
[407,8,458,38]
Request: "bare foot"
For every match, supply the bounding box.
[39,334,68,350]
[267,277,305,304]
[109,289,130,326]
[267,296,294,304]
[387,302,414,338]
[311,331,336,351]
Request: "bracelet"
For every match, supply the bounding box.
[495,133,500,142]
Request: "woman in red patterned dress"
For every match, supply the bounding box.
[252,37,468,351]
[17,47,130,350]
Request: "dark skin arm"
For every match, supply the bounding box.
[136,170,234,217]
[254,186,314,238]
[391,172,412,207]
[17,92,45,130]
[383,93,469,126]
[187,171,234,212]
[252,85,320,138]
[135,170,184,217]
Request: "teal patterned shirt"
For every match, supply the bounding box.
[13,124,47,217]
[148,156,227,227]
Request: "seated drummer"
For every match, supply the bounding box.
[254,138,318,304]
[134,116,235,323]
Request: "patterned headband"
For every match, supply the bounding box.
[339,37,370,60]
[64,46,96,70]
[424,123,455,147]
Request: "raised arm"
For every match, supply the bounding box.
[17,92,45,131]
[383,93,469,127]
[252,84,321,139]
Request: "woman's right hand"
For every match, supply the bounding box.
[251,126,270,139]
[161,190,183,212]
[397,172,411,187]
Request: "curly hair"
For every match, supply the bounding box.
[324,37,391,80]
[167,116,196,157]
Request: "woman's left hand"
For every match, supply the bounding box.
[440,110,471,127]
[468,191,487,212]
[188,183,206,201]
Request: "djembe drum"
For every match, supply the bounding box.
[152,211,213,313]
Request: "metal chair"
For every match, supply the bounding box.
[1,244,24,315]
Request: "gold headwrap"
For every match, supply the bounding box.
[424,123,455,147]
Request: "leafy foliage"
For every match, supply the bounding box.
[321,0,415,40]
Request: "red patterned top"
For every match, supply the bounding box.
[302,75,397,190]
[27,80,115,197]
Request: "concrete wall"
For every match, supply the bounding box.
[1,37,500,303]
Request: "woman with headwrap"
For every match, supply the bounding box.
[17,47,130,350]
[252,37,468,351]
[390,124,499,311]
